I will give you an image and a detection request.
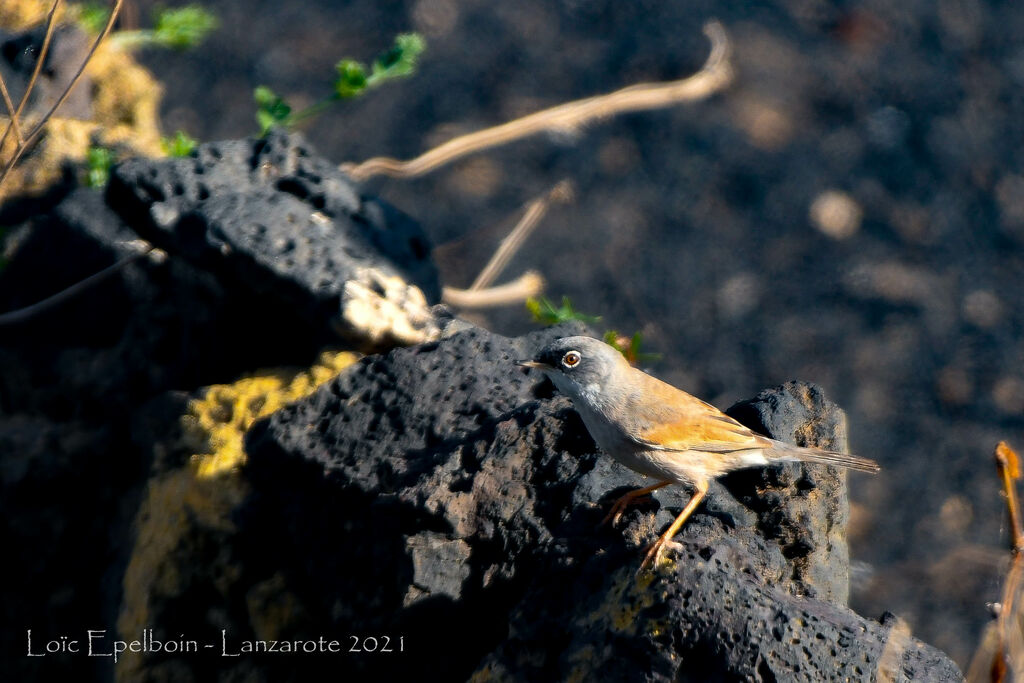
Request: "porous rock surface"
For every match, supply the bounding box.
[209,322,963,682]
[107,130,440,339]
[0,131,442,681]
[0,187,321,417]
[1,131,441,413]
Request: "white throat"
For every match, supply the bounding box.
[545,371,614,417]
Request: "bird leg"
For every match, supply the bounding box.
[639,479,709,573]
[600,481,671,527]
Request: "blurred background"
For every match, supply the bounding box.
[123,0,1022,668]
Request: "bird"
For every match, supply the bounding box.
[517,335,879,573]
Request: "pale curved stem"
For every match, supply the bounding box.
[343,21,732,181]
[442,271,544,309]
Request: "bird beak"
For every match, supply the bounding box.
[517,360,551,370]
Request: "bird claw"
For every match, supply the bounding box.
[599,494,653,528]
[637,538,684,575]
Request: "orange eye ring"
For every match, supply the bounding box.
[562,351,581,368]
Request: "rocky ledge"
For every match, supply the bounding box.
[115,319,958,682]
[1,128,963,681]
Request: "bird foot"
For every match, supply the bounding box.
[599,493,653,528]
[637,538,684,575]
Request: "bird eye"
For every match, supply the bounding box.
[562,351,581,368]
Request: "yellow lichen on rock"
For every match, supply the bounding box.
[0,0,68,30]
[561,568,669,681]
[186,350,357,478]
[578,565,660,636]
[116,351,356,681]
[86,42,164,153]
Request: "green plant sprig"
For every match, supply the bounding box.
[603,330,661,365]
[255,33,425,136]
[525,296,659,365]
[526,295,601,326]
[78,4,218,51]
[161,130,198,157]
[84,145,115,188]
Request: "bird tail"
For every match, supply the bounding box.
[766,439,880,473]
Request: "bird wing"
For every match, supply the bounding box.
[624,371,768,454]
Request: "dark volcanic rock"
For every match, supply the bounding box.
[0,24,92,120]
[107,130,441,333]
[0,414,141,683]
[0,131,446,681]
[722,382,854,605]
[176,324,960,682]
[0,188,323,418]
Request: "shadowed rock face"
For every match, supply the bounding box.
[108,130,441,331]
[0,132,442,682]
[0,24,92,120]
[223,322,963,682]
[0,132,439,416]
[722,382,855,605]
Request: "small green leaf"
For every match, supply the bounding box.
[254,32,424,134]
[152,5,218,50]
[603,330,660,365]
[85,145,116,189]
[161,130,198,157]
[525,297,543,321]
[253,86,276,108]
[334,59,368,98]
[77,3,111,33]
[526,295,600,326]
[254,86,292,134]
[369,33,425,82]
[256,110,276,135]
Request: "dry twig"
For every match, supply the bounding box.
[0,74,25,145]
[0,0,124,190]
[442,271,544,309]
[877,616,912,683]
[343,21,732,181]
[469,179,572,292]
[0,244,154,326]
[967,441,1024,683]
[0,0,62,152]
[441,180,574,309]
[0,0,133,327]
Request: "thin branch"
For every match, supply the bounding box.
[0,72,25,145]
[998,557,1024,679]
[968,441,1024,683]
[0,0,123,191]
[998,441,1024,552]
[0,245,153,326]
[442,271,544,309]
[0,0,62,153]
[996,442,1024,683]
[343,21,732,181]
[470,180,573,291]
[18,1,62,122]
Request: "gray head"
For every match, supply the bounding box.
[517,336,629,400]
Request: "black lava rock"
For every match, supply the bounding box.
[0,131,444,682]
[0,187,324,418]
[194,324,959,682]
[107,130,440,332]
[0,414,142,683]
[0,23,92,120]
[722,381,855,605]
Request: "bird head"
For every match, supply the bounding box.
[517,335,629,402]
